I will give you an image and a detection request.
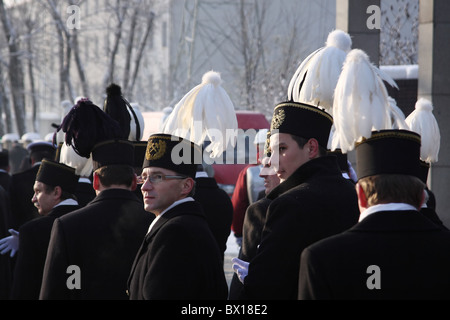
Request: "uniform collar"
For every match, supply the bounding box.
[267,156,340,200]
[358,203,418,222]
[146,197,194,235]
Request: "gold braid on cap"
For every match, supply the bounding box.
[271,109,286,130]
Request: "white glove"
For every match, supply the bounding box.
[232,257,249,284]
[0,229,19,257]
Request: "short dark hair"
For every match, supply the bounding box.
[358,174,425,208]
[290,134,327,157]
[95,165,134,188]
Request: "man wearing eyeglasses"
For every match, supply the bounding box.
[127,134,228,300]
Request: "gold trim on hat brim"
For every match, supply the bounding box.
[273,102,333,123]
[355,130,421,147]
[147,134,202,154]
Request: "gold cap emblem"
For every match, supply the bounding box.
[146,139,166,161]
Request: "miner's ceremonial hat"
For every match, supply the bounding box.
[270,102,333,148]
[143,134,202,179]
[355,129,421,180]
[36,159,79,194]
[91,139,134,171]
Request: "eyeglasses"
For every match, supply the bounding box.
[137,173,188,185]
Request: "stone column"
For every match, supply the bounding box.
[418,0,450,226]
[336,0,380,65]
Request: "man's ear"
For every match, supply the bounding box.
[54,186,63,199]
[181,178,195,196]
[307,138,320,159]
[356,182,368,211]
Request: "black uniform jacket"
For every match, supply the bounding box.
[74,180,96,207]
[194,177,233,262]
[242,156,360,300]
[39,189,153,300]
[0,171,11,192]
[11,204,80,299]
[229,197,271,299]
[299,210,450,300]
[8,165,40,229]
[127,200,228,300]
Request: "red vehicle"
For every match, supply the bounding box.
[211,111,270,196]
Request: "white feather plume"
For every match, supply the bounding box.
[333,49,393,153]
[162,70,238,158]
[128,102,145,141]
[59,143,93,177]
[388,97,409,130]
[287,29,351,114]
[405,98,440,163]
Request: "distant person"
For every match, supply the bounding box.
[230,129,268,246]
[8,141,56,230]
[229,153,281,299]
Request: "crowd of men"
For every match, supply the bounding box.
[1,28,450,301]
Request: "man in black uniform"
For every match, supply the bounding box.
[233,102,360,299]
[8,141,56,230]
[127,134,228,300]
[11,159,80,299]
[298,130,450,299]
[229,134,280,299]
[40,140,153,299]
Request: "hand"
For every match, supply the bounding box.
[232,257,249,284]
[0,229,19,257]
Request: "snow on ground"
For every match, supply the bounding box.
[224,231,240,288]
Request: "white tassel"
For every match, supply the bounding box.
[162,70,238,158]
[333,49,393,153]
[405,98,440,163]
[388,97,409,130]
[287,29,351,114]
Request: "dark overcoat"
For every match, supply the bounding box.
[0,171,11,192]
[74,181,96,207]
[298,210,450,299]
[39,189,153,300]
[242,156,360,300]
[127,200,228,300]
[193,177,233,262]
[229,197,271,299]
[11,204,80,299]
